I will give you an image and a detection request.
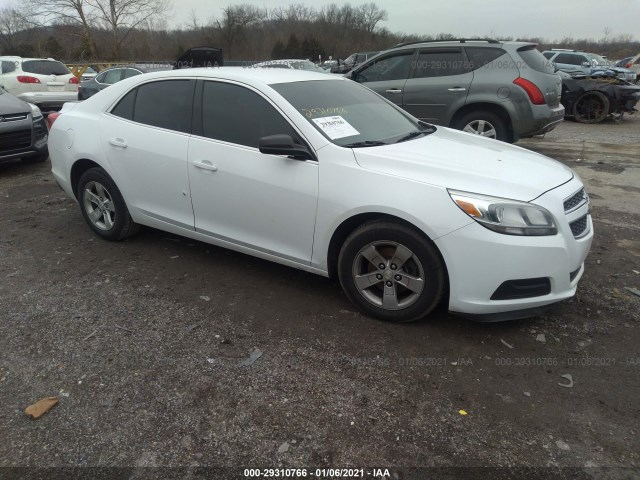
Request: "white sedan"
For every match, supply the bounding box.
[48,68,592,322]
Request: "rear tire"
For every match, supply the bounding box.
[573,91,610,124]
[77,167,140,241]
[455,110,509,142]
[338,221,446,323]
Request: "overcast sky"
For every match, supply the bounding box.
[167,0,640,41]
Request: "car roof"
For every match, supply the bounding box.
[132,67,340,86]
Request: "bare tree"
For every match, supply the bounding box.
[23,0,98,58]
[357,3,387,34]
[86,0,170,59]
[217,4,266,58]
[0,7,28,53]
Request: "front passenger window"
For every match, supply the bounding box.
[200,81,298,148]
[354,51,414,83]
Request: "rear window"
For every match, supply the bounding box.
[22,60,71,76]
[517,46,555,73]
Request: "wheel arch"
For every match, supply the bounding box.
[326,212,450,301]
[70,158,103,200]
[450,102,515,143]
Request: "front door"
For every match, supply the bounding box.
[188,80,319,264]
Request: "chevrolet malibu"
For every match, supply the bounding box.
[48,68,592,322]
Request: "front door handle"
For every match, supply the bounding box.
[386,88,402,94]
[193,160,218,172]
[108,138,127,148]
[448,87,467,93]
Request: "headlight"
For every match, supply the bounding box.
[448,190,557,236]
[29,103,43,120]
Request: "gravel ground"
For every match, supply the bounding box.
[1,115,639,480]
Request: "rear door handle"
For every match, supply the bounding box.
[193,160,218,172]
[386,89,402,94]
[448,87,466,93]
[108,138,127,148]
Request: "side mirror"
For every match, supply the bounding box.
[259,134,314,161]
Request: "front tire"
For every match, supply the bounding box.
[455,110,509,142]
[77,167,140,241]
[338,221,446,322]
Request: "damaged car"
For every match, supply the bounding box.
[559,71,640,123]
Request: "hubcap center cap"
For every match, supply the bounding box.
[383,270,394,281]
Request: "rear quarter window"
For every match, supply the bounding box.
[518,47,555,73]
[464,47,508,71]
[22,60,71,76]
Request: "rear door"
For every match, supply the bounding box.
[100,79,196,228]
[351,50,416,106]
[402,48,472,124]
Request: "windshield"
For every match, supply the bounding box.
[272,79,434,147]
[22,60,71,76]
[589,54,608,66]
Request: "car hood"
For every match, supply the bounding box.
[353,127,574,202]
[0,92,30,115]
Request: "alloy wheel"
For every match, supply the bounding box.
[463,119,497,138]
[352,241,425,310]
[83,181,116,231]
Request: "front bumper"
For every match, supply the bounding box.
[0,116,48,163]
[16,91,78,114]
[435,177,592,318]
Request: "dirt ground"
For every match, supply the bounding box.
[0,114,639,480]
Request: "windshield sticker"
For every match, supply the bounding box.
[311,116,359,140]
[302,107,348,118]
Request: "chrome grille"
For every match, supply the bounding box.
[570,215,588,238]
[564,188,587,212]
[0,113,28,122]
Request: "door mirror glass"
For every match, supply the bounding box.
[259,134,313,160]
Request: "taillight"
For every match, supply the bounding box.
[69,77,79,84]
[17,76,41,84]
[513,77,545,105]
[46,112,61,129]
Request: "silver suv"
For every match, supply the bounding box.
[345,39,564,142]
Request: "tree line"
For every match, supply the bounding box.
[0,1,638,63]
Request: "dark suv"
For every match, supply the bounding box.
[345,39,565,142]
[0,88,48,164]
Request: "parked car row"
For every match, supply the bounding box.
[543,49,638,82]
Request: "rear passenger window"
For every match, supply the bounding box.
[1,60,16,74]
[133,80,194,133]
[200,81,297,148]
[465,47,507,71]
[412,49,469,78]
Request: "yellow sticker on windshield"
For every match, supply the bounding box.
[302,107,348,118]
